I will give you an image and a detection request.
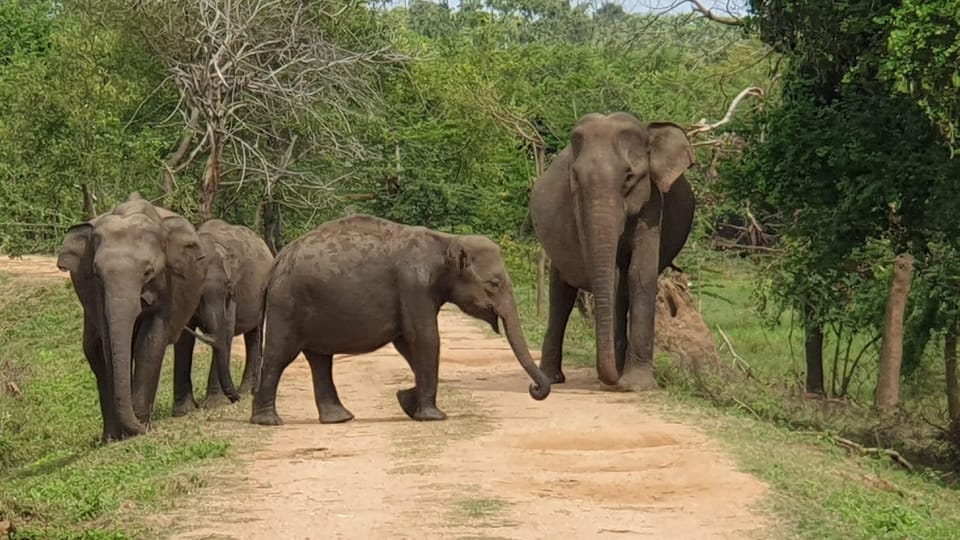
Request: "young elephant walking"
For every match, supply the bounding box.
[172,219,274,416]
[250,215,552,425]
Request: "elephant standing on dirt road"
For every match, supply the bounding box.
[530,112,696,391]
[172,219,274,417]
[57,193,210,442]
[250,214,552,426]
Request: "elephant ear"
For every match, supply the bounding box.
[57,223,93,274]
[647,122,695,193]
[161,216,206,278]
[445,237,473,274]
[212,237,239,293]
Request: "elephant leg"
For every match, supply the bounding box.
[83,321,119,443]
[621,213,661,392]
[540,264,577,384]
[172,327,200,417]
[239,325,263,394]
[250,322,300,426]
[132,315,170,427]
[393,331,445,422]
[615,267,630,376]
[303,351,354,424]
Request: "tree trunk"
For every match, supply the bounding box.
[875,253,914,413]
[81,184,96,219]
[199,133,223,221]
[162,108,200,207]
[263,199,283,256]
[803,303,825,396]
[946,321,959,422]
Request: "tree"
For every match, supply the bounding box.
[89,0,406,220]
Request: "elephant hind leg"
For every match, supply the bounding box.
[540,265,577,384]
[239,325,263,394]
[304,351,353,424]
[250,323,300,426]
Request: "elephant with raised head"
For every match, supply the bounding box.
[172,219,274,416]
[530,112,696,391]
[250,214,552,426]
[57,193,209,442]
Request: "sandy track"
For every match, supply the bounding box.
[0,255,770,539]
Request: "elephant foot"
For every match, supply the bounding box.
[250,408,283,426]
[319,403,355,424]
[616,364,660,392]
[396,387,419,419]
[172,397,200,417]
[202,391,233,410]
[539,363,566,384]
[396,387,447,421]
[413,406,447,422]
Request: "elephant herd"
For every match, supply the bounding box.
[56,112,697,443]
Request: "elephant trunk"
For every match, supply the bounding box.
[581,199,623,386]
[498,284,551,400]
[103,282,146,437]
[200,294,240,401]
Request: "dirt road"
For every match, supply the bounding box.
[0,255,770,539]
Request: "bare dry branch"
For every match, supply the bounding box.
[687,0,743,26]
[688,85,765,137]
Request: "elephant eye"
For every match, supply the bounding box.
[486,279,501,289]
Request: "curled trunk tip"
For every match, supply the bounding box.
[528,381,550,400]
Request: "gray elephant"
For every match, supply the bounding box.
[250,214,552,426]
[172,219,274,416]
[530,112,696,391]
[57,193,209,441]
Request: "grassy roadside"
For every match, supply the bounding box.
[0,273,266,539]
[505,249,960,539]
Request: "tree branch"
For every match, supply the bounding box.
[687,0,743,26]
[688,86,765,137]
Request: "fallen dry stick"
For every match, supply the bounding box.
[832,435,914,471]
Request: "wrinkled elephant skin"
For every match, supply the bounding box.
[529,112,696,390]
[58,193,208,442]
[250,214,552,426]
[172,219,274,417]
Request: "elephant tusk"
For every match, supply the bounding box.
[183,326,217,346]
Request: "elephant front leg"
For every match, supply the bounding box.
[83,321,120,443]
[172,328,199,417]
[132,315,171,426]
[540,265,578,384]
[621,213,661,392]
[393,330,446,421]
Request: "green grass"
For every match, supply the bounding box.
[505,247,960,540]
[0,273,264,539]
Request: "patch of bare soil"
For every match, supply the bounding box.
[0,255,67,281]
[157,308,770,540]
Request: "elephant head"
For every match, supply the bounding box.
[57,195,207,435]
[567,112,694,385]
[193,232,242,396]
[446,235,551,401]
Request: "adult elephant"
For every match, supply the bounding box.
[530,112,696,391]
[57,193,209,441]
[172,219,274,416]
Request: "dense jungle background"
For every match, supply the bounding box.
[2,0,960,538]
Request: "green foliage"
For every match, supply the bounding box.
[880,1,960,148]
